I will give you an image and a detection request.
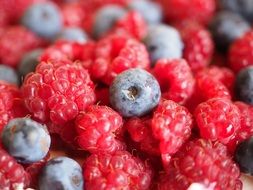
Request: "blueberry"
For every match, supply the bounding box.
[92,5,127,39]
[56,27,88,43]
[219,0,253,23]
[1,118,51,164]
[39,156,83,190]
[21,2,63,39]
[235,137,253,175]
[209,11,250,52]
[235,66,253,105]
[110,68,161,117]
[18,49,43,78]
[127,0,163,25]
[0,64,19,85]
[143,24,183,67]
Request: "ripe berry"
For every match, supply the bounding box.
[144,24,183,66]
[209,11,250,52]
[83,151,152,190]
[39,156,83,190]
[75,105,125,153]
[21,59,95,125]
[0,65,19,85]
[153,59,195,104]
[56,27,88,43]
[195,98,241,144]
[235,66,253,105]
[110,68,161,117]
[22,2,63,39]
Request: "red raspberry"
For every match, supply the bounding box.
[151,100,193,166]
[89,34,150,85]
[195,98,241,144]
[157,0,216,25]
[21,59,96,125]
[0,148,30,189]
[176,22,214,73]
[227,102,253,153]
[83,151,152,190]
[0,26,42,67]
[153,59,195,104]
[125,117,160,156]
[229,30,253,73]
[113,11,147,40]
[0,81,29,133]
[156,139,242,190]
[59,121,79,149]
[95,86,110,106]
[75,105,125,153]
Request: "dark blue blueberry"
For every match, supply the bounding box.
[1,118,51,164]
[39,156,83,190]
[0,64,19,85]
[128,0,163,25]
[143,24,183,67]
[21,2,63,39]
[219,0,253,23]
[110,68,161,117]
[92,5,126,39]
[235,137,253,175]
[18,49,43,79]
[209,11,250,52]
[235,66,253,105]
[56,27,88,43]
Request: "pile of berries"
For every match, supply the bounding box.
[1,0,253,189]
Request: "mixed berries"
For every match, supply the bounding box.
[1,0,253,190]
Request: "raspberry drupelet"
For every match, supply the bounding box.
[21,59,96,125]
[75,105,125,153]
[83,151,152,190]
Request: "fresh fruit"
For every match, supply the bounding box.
[56,27,88,43]
[0,65,19,85]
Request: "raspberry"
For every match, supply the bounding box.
[0,81,29,133]
[0,148,30,189]
[195,98,241,144]
[21,59,96,125]
[151,100,193,166]
[176,22,214,73]
[75,105,125,153]
[229,30,253,73]
[83,151,152,190]
[0,26,42,67]
[157,0,216,25]
[113,11,147,40]
[95,86,110,106]
[125,117,160,156]
[156,139,242,190]
[59,121,79,149]
[153,59,195,104]
[227,102,253,153]
[90,34,150,85]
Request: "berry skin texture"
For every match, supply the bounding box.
[0,26,42,67]
[229,30,253,73]
[92,5,126,39]
[56,27,88,43]
[177,22,214,72]
[75,105,125,153]
[209,11,250,52]
[110,68,161,117]
[1,118,51,164]
[83,151,152,190]
[235,137,253,175]
[0,148,30,190]
[39,156,83,190]
[161,139,242,190]
[195,98,241,144]
[0,65,19,85]
[21,59,95,125]
[151,100,193,165]
[235,66,253,105]
[158,0,216,25]
[144,24,183,66]
[153,59,195,104]
[22,2,63,39]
